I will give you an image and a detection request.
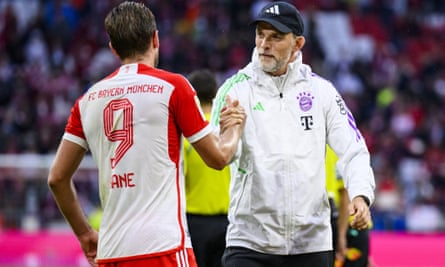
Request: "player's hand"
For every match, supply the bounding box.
[348,196,371,230]
[219,95,246,132]
[77,229,98,267]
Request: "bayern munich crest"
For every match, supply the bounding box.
[297,91,314,111]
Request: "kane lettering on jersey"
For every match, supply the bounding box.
[63,63,212,261]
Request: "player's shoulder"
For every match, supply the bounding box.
[139,65,189,86]
[307,72,339,99]
[310,71,335,88]
[148,67,185,81]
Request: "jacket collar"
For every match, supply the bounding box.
[242,48,310,88]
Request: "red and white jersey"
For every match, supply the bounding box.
[63,63,211,262]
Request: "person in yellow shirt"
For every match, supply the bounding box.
[326,146,374,267]
[326,146,348,265]
[184,69,231,267]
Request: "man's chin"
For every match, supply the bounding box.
[260,64,276,74]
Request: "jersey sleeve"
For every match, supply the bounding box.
[63,97,88,150]
[170,76,211,143]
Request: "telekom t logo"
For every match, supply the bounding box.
[300,115,313,130]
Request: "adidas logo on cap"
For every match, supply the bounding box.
[264,4,280,15]
[252,1,304,36]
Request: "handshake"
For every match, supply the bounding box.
[219,96,246,133]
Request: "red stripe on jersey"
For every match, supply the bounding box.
[136,64,209,251]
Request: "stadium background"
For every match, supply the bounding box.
[0,0,444,266]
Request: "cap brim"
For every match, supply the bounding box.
[251,18,292,34]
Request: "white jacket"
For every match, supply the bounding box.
[210,49,375,255]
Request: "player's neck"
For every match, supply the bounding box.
[121,51,157,68]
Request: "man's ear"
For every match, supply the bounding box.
[153,30,159,49]
[295,36,305,51]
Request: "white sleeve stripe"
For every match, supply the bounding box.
[187,124,212,144]
[63,132,89,150]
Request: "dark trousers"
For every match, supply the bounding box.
[222,246,333,267]
[187,214,228,267]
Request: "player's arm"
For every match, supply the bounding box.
[48,139,98,266]
[192,97,245,170]
[48,139,90,235]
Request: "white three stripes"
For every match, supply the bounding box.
[175,248,190,267]
[265,5,280,15]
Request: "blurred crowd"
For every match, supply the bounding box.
[0,0,445,232]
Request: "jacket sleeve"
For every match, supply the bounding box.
[323,82,375,205]
[209,87,227,131]
[210,74,244,163]
[210,72,246,130]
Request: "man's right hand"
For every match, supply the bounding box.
[78,229,98,267]
[219,95,246,133]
